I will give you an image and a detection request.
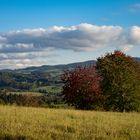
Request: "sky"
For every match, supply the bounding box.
[0,0,140,69]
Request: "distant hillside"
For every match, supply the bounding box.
[135,57,140,63]
[1,57,139,73]
[15,60,96,73]
[0,58,139,92]
[0,60,96,91]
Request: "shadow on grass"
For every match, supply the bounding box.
[0,135,33,140]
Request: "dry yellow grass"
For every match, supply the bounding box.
[0,105,140,140]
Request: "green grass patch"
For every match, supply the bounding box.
[34,85,62,93]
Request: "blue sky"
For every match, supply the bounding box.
[0,0,140,31]
[0,0,140,69]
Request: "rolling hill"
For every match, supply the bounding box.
[0,60,96,91]
[0,58,139,92]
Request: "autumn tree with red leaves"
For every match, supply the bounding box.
[61,66,102,109]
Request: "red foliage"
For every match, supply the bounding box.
[61,65,102,109]
[114,50,124,56]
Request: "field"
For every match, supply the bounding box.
[33,85,62,93]
[0,106,140,140]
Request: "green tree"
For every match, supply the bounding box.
[96,50,140,112]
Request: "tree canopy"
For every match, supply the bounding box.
[62,50,140,111]
[61,66,102,109]
[96,50,140,111]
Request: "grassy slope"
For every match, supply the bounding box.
[0,106,140,140]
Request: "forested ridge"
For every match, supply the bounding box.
[0,60,96,91]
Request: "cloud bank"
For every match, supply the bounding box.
[0,23,140,69]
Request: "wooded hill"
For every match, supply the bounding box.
[0,58,139,92]
[0,60,96,91]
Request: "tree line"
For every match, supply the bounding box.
[0,91,63,107]
[62,50,140,112]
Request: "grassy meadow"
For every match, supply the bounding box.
[0,105,140,140]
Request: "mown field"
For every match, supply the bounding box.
[0,105,140,140]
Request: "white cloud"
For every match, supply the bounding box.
[0,23,124,52]
[0,57,50,69]
[0,23,140,69]
[0,36,7,43]
[129,26,140,44]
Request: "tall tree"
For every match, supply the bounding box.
[96,50,140,111]
[61,66,102,109]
